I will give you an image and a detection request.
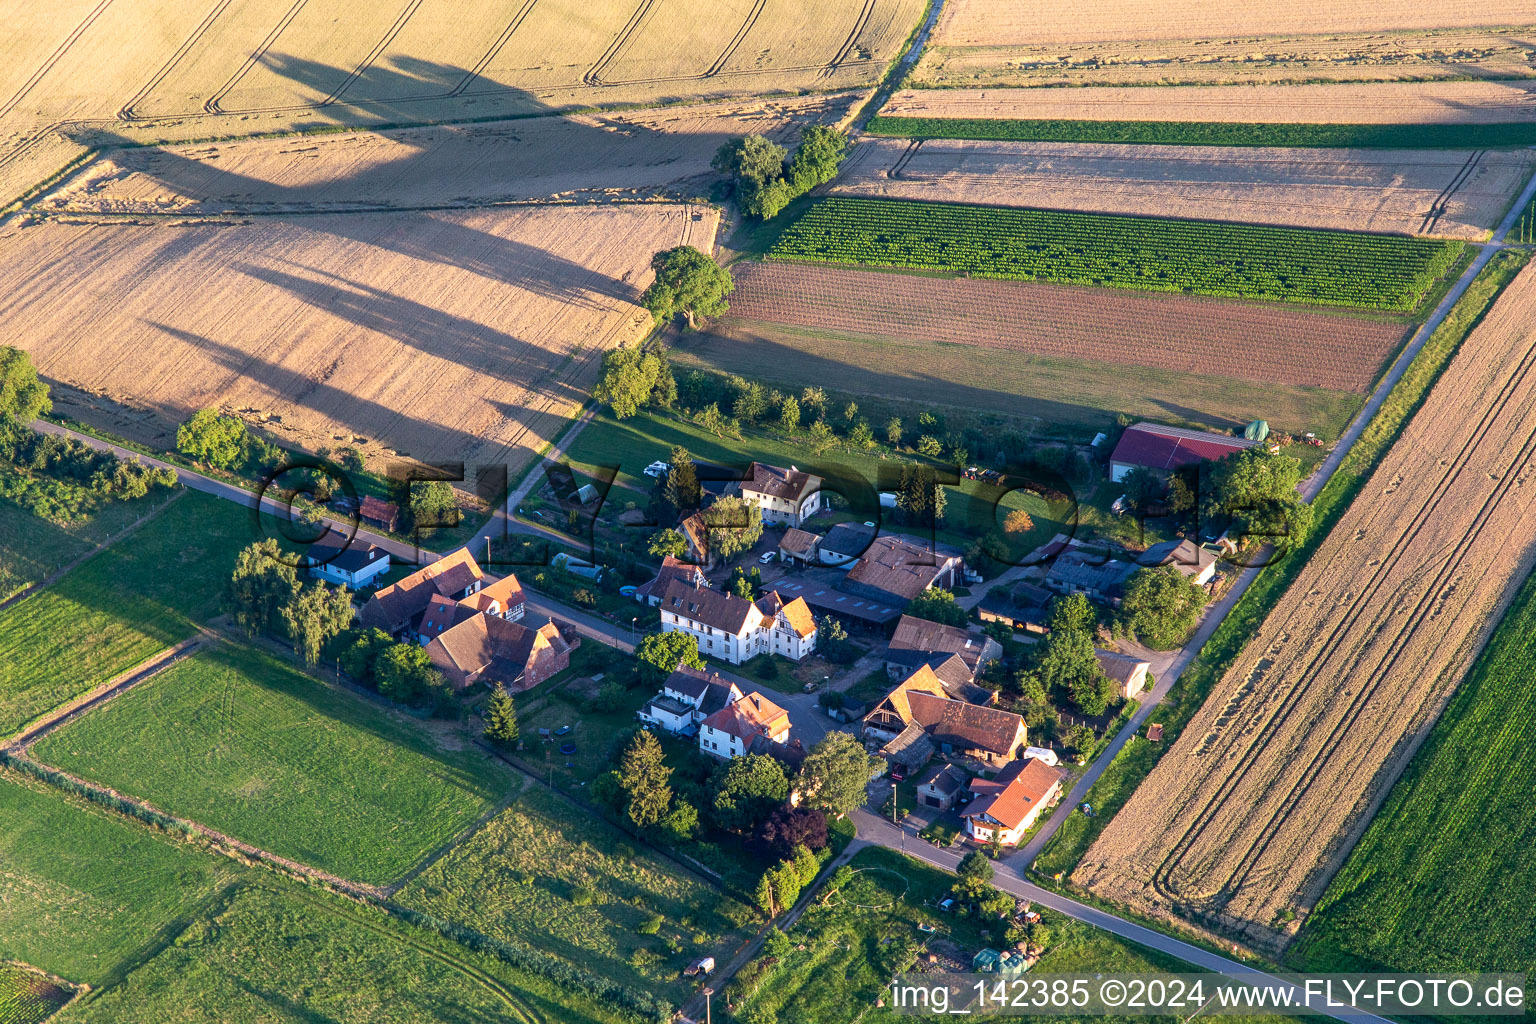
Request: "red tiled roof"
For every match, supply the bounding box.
[966,759,1062,830]
[1109,423,1256,473]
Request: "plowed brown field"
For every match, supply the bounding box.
[1075,263,1536,951]
[725,261,1406,392]
[3,204,715,474]
[912,27,1536,89]
[833,139,1532,239]
[883,81,1536,125]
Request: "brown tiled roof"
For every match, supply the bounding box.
[844,536,958,604]
[660,579,759,635]
[926,654,995,705]
[905,691,1026,758]
[702,691,789,742]
[880,721,935,767]
[636,556,707,601]
[427,613,565,684]
[417,594,478,642]
[359,495,399,526]
[743,462,820,502]
[678,512,710,562]
[460,573,525,615]
[360,548,485,633]
[779,528,822,557]
[755,591,817,638]
[966,759,1062,830]
[916,762,967,796]
[889,614,992,672]
[875,664,951,721]
[1094,649,1150,686]
[1139,538,1218,577]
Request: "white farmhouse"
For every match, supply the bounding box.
[740,462,822,527]
[658,580,817,665]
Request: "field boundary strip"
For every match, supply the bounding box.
[866,116,1536,149]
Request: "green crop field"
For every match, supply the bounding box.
[1291,565,1536,974]
[866,117,1536,150]
[765,198,1464,312]
[0,491,252,738]
[53,880,638,1024]
[0,772,245,988]
[0,964,71,1024]
[32,642,513,885]
[398,782,756,1005]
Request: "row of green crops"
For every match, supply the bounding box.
[866,116,1536,150]
[0,964,70,1024]
[765,197,1464,311]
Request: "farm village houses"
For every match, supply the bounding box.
[6,0,1535,1019]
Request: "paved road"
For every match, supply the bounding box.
[851,808,1394,1024]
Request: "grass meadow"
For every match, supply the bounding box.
[562,408,1064,554]
[0,473,178,603]
[398,783,757,1004]
[0,490,254,738]
[32,641,513,885]
[0,772,245,989]
[675,321,1363,440]
[729,846,1288,1024]
[1290,563,1536,973]
[53,880,638,1024]
[1031,251,1533,880]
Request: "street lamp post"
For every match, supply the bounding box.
[703,987,714,1024]
[632,616,638,644]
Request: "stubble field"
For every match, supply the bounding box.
[911,27,1536,89]
[915,0,1536,88]
[1073,263,1536,951]
[834,139,1532,239]
[5,203,714,473]
[0,0,926,207]
[882,81,1536,125]
[37,95,852,216]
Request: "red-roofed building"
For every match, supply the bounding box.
[1109,423,1258,482]
[963,758,1063,845]
[698,691,791,759]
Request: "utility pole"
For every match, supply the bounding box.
[703,987,713,1024]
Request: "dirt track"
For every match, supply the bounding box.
[4,204,716,475]
[884,81,1536,125]
[1074,263,1536,951]
[834,139,1531,239]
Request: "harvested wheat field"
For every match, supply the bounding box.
[37,95,850,216]
[912,27,1536,89]
[2,203,716,473]
[1074,263,1536,951]
[834,139,1531,239]
[0,0,925,207]
[930,0,1536,48]
[883,81,1536,126]
[726,261,1404,392]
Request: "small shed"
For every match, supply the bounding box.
[572,483,600,505]
[972,948,1002,973]
[999,951,1031,974]
[1147,723,1164,742]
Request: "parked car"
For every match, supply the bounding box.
[758,551,776,563]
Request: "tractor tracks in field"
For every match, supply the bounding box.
[1148,287,1536,917]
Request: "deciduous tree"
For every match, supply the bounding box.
[648,528,687,559]
[796,731,880,817]
[641,246,733,328]
[595,344,675,419]
[281,580,354,665]
[226,539,298,635]
[906,588,967,628]
[177,408,249,470]
[636,630,705,687]
[1120,564,1206,649]
[710,753,789,832]
[703,495,764,562]
[0,346,50,425]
